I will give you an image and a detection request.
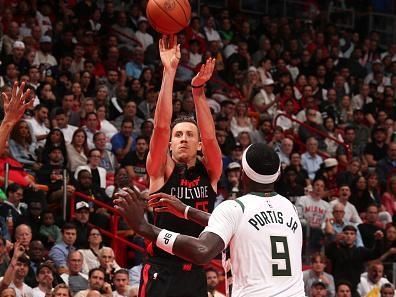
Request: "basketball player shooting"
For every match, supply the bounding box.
[125,34,222,297]
[115,143,305,297]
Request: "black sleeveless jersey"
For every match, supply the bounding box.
[151,159,217,261]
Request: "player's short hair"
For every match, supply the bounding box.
[170,116,198,131]
[242,143,280,184]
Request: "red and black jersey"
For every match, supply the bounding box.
[151,159,216,262]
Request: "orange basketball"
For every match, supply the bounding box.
[146,0,191,34]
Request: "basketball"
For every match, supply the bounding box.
[146,0,191,34]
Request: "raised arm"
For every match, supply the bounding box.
[191,58,223,189]
[146,35,180,187]
[0,82,32,156]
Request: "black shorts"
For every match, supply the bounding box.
[138,257,208,297]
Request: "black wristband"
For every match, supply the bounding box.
[191,84,205,88]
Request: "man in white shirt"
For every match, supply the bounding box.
[357,261,390,297]
[32,263,54,297]
[330,185,362,224]
[206,268,225,297]
[115,143,305,297]
[53,108,77,144]
[135,17,153,52]
[26,104,50,148]
[33,36,57,67]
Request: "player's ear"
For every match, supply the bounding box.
[197,141,202,152]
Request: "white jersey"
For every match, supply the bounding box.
[203,193,305,297]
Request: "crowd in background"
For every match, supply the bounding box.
[0,0,396,297]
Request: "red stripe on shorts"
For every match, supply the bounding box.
[139,263,151,297]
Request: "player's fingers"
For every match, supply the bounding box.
[153,206,169,213]
[149,192,173,200]
[16,81,25,101]
[20,88,31,104]
[12,81,18,101]
[2,92,9,105]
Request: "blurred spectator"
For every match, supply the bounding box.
[25,240,47,288]
[324,203,364,247]
[8,120,39,170]
[329,185,362,224]
[376,143,396,186]
[74,268,107,297]
[380,176,396,219]
[60,251,88,296]
[206,267,225,297]
[335,282,353,297]
[325,225,383,294]
[364,127,388,168]
[32,263,54,297]
[75,149,107,189]
[0,184,26,226]
[93,132,117,174]
[276,166,305,203]
[111,119,136,162]
[72,202,90,250]
[378,224,396,279]
[310,281,328,297]
[33,36,57,68]
[358,205,384,249]
[39,211,62,248]
[296,178,331,253]
[380,283,395,297]
[121,136,148,184]
[66,129,88,173]
[301,137,323,180]
[97,247,120,284]
[357,261,390,297]
[113,269,131,297]
[252,78,277,117]
[303,253,335,297]
[48,222,77,274]
[79,228,104,275]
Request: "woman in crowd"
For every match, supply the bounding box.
[96,105,117,139]
[79,70,96,97]
[95,85,110,107]
[75,148,107,189]
[230,101,253,138]
[323,116,343,157]
[350,175,373,215]
[66,128,88,173]
[8,120,39,170]
[40,128,68,167]
[79,228,105,274]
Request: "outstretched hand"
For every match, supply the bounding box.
[113,187,149,234]
[159,35,181,72]
[3,81,33,123]
[149,193,187,219]
[191,58,216,87]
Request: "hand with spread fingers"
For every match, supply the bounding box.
[3,81,33,124]
[191,58,216,87]
[148,193,187,219]
[159,34,181,72]
[114,187,149,234]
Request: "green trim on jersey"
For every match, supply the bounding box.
[250,191,278,197]
[235,199,245,213]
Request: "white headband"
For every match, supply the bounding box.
[242,144,281,184]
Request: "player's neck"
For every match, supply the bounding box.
[247,184,275,196]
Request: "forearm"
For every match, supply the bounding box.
[0,120,15,156]
[154,70,175,129]
[192,87,216,141]
[186,206,211,226]
[139,223,218,265]
[1,256,17,287]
